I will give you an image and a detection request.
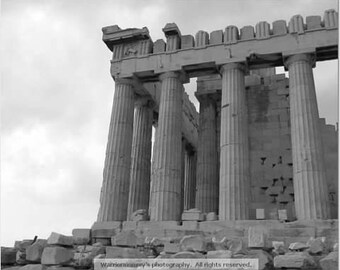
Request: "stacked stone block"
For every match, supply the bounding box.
[246,73,296,221]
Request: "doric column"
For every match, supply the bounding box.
[219,63,250,220]
[127,98,153,219]
[97,79,135,221]
[184,147,197,210]
[285,53,330,219]
[195,95,218,213]
[150,72,183,221]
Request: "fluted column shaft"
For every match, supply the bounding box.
[127,98,153,219]
[219,63,250,220]
[150,72,183,221]
[97,80,135,221]
[286,53,330,219]
[195,96,218,213]
[184,149,197,210]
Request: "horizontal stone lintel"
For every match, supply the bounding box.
[110,28,338,80]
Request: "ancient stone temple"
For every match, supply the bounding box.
[2,9,339,270]
[97,10,338,223]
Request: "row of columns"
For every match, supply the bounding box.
[98,53,331,222]
[98,72,195,222]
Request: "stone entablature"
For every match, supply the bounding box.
[103,10,338,81]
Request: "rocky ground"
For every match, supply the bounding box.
[1,210,339,270]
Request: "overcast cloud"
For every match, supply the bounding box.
[1,0,338,246]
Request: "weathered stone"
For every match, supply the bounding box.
[127,98,153,220]
[211,236,228,250]
[247,250,272,270]
[289,242,309,251]
[93,254,105,260]
[219,63,250,220]
[74,244,105,267]
[213,227,244,239]
[272,241,286,255]
[306,16,322,30]
[206,212,218,221]
[183,151,196,212]
[209,30,223,45]
[1,247,17,265]
[3,267,21,270]
[320,251,338,270]
[255,209,265,220]
[206,250,232,258]
[195,96,218,214]
[307,237,326,254]
[227,239,247,255]
[180,235,206,252]
[182,221,198,230]
[164,243,181,254]
[181,209,205,221]
[92,238,111,246]
[278,209,288,221]
[72,229,91,245]
[105,247,146,258]
[181,35,194,49]
[255,21,270,39]
[90,245,106,257]
[248,226,266,248]
[26,240,47,263]
[285,53,331,219]
[156,252,172,259]
[75,245,92,253]
[171,251,205,258]
[91,221,121,238]
[149,72,183,221]
[20,265,47,270]
[333,243,338,251]
[153,39,166,53]
[274,252,316,268]
[16,250,27,265]
[73,253,92,268]
[240,26,255,40]
[272,20,287,35]
[288,15,304,34]
[224,25,239,44]
[130,209,148,222]
[195,31,209,47]
[111,231,142,247]
[46,267,75,270]
[47,232,73,247]
[144,237,163,247]
[15,240,33,251]
[41,246,74,265]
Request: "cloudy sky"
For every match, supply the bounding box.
[1,0,338,246]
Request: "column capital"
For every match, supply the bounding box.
[284,53,316,70]
[159,71,189,84]
[115,77,150,97]
[220,62,246,74]
[115,77,135,86]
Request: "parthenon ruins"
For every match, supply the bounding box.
[97,9,338,223]
[1,8,339,270]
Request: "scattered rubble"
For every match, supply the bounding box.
[1,220,338,270]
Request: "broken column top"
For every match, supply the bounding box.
[162,23,182,37]
[102,25,151,51]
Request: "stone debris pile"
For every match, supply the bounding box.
[1,217,339,270]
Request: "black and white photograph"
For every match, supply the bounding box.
[1,0,339,269]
